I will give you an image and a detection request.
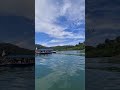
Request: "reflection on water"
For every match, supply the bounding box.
[0,66,34,90]
[35,50,85,90]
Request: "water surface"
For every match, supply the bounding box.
[0,66,34,90]
[86,57,120,90]
[35,50,85,90]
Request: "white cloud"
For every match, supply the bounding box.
[60,1,71,15]
[49,39,65,43]
[35,0,85,39]
[61,0,85,22]
[36,21,73,38]
[48,39,84,47]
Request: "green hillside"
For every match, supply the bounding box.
[86,36,120,57]
[36,42,85,51]
[0,43,34,56]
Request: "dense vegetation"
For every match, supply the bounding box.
[0,43,34,56]
[36,42,85,51]
[51,43,85,51]
[86,36,120,57]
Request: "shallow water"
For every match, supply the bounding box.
[35,50,85,90]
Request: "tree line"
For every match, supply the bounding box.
[86,36,120,57]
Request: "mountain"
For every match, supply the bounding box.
[0,43,34,56]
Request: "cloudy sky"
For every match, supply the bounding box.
[0,0,34,19]
[0,0,34,49]
[35,0,85,46]
[86,0,120,46]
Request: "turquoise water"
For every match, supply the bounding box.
[35,50,85,90]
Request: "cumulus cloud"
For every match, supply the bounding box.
[36,21,73,39]
[35,0,85,38]
[35,0,85,46]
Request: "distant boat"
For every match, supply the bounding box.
[35,49,53,54]
[52,51,56,53]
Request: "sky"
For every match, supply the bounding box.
[0,0,34,20]
[0,0,34,49]
[35,0,85,46]
[86,0,120,46]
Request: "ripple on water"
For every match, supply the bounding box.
[35,51,85,90]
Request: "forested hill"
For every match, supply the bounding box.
[0,43,34,56]
[36,42,85,51]
[86,36,120,57]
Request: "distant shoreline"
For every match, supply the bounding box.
[36,42,85,51]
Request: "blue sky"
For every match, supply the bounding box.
[35,0,85,46]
